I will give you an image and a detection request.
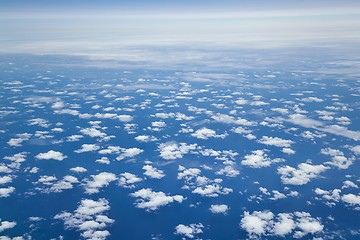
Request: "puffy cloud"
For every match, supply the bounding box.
[209,204,229,214]
[174,223,204,239]
[134,135,158,142]
[84,172,117,194]
[0,187,15,198]
[288,114,323,128]
[192,184,233,197]
[118,172,143,188]
[35,150,67,161]
[4,152,27,163]
[75,144,100,153]
[350,145,360,155]
[151,121,167,128]
[321,148,354,169]
[301,97,324,102]
[257,136,293,148]
[116,148,143,161]
[35,175,79,193]
[342,180,358,189]
[0,176,13,185]
[277,163,328,185]
[241,150,282,168]
[282,148,295,155]
[54,198,113,240]
[7,133,32,147]
[80,128,107,139]
[191,127,227,140]
[341,194,360,206]
[0,220,16,232]
[177,166,201,181]
[117,115,133,122]
[158,142,197,160]
[215,166,240,177]
[320,125,360,141]
[142,165,165,179]
[240,211,274,237]
[240,211,323,239]
[70,167,88,173]
[28,118,51,128]
[130,188,184,211]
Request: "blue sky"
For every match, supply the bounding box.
[1,0,360,55]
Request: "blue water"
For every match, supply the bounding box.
[0,53,359,239]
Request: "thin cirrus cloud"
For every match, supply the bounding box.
[0,0,359,56]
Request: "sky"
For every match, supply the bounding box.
[1,0,360,56]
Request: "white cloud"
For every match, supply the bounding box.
[0,176,13,185]
[4,152,27,163]
[350,145,360,155]
[75,144,100,153]
[118,172,143,188]
[70,167,88,173]
[54,198,113,240]
[143,165,165,179]
[80,128,107,139]
[277,163,329,185]
[159,142,197,160]
[191,127,227,140]
[84,172,117,194]
[282,148,295,155]
[209,204,229,214]
[35,150,67,161]
[130,188,184,211]
[215,166,240,177]
[192,184,233,197]
[241,150,281,168]
[7,133,32,147]
[0,220,16,232]
[0,187,15,198]
[321,148,354,169]
[117,114,133,122]
[257,136,294,148]
[175,223,204,239]
[341,194,360,206]
[288,114,323,128]
[301,97,324,102]
[116,148,143,161]
[240,211,323,239]
[135,135,158,142]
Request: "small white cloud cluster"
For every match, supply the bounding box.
[118,172,142,188]
[0,220,16,233]
[116,148,143,161]
[54,198,114,240]
[209,204,229,214]
[277,163,328,185]
[75,144,100,153]
[142,165,165,179]
[158,142,197,160]
[35,150,67,161]
[256,187,299,202]
[241,150,282,168]
[35,175,79,193]
[240,211,324,239]
[191,127,227,140]
[7,133,32,147]
[314,187,360,209]
[130,188,184,211]
[321,148,354,169]
[174,223,204,239]
[84,172,117,194]
[178,165,233,197]
[257,136,294,148]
